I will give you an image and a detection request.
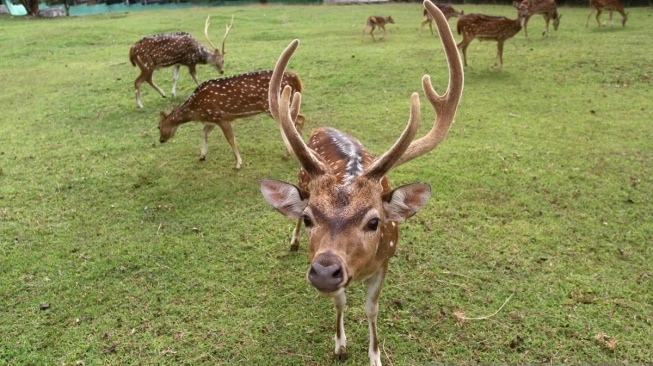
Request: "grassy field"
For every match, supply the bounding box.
[1,3,652,364]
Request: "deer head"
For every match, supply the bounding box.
[204,15,234,74]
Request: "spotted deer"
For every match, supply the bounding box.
[158,70,304,169]
[586,0,627,27]
[260,2,463,364]
[456,13,523,69]
[419,3,464,35]
[129,15,234,108]
[512,0,561,37]
[361,16,395,41]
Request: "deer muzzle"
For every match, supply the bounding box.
[307,252,346,293]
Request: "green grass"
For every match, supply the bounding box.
[1,3,652,364]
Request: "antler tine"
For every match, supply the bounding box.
[364,93,421,181]
[394,0,464,168]
[221,15,234,55]
[204,15,219,51]
[269,40,327,178]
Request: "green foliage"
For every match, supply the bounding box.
[1,4,652,365]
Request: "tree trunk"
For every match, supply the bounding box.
[19,0,39,15]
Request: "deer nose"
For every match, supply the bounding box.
[308,262,343,293]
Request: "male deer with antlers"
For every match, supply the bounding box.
[158,70,304,169]
[419,3,464,35]
[129,15,234,108]
[512,0,561,37]
[456,13,523,69]
[586,0,628,27]
[362,15,395,41]
[260,2,463,364]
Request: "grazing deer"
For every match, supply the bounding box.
[129,15,234,108]
[456,13,523,69]
[158,70,304,169]
[512,0,561,37]
[420,3,464,35]
[362,16,395,41]
[260,2,463,364]
[586,0,627,27]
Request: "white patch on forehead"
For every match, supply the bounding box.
[327,129,363,185]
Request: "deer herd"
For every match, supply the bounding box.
[127,0,628,364]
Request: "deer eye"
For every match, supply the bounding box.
[367,218,379,231]
[302,214,312,228]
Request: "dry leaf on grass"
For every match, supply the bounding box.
[595,332,618,350]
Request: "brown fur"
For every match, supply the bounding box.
[456,14,523,68]
[586,0,627,27]
[158,70,304,168]
[362,15,395,41]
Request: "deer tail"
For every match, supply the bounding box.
[292,72,303,94]
[129,47,136,67]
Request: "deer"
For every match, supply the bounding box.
[512,0,561,37]
[260,1,463,364]
[419,2,464,36]
[456,13,523,69]
[129,15,234,109]
[586,0,628,27]
[158,70,304,169]
[361,16,395,41]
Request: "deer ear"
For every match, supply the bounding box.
[159,111,167,120]
[260,179,309,219]
[382,183,431,222]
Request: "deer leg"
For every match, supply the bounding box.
[596,9,603,27]
[365,271,385,366]
[145,71,166,98]
[290,218,302,251]
[380,25,387,40]
[619,10,627,26]
[361,26,369,41]
[200,123,215,161]
[217,122,242,169]
[496,40,505,69]
[134,73,145,109]
[586,8,594,27]
[368,25,377,41]
[171,65,180,97]
[457,39,470,67]
[333,291,347,362]
[189,64,201,86]
[419,19,428,35]
[523,16,530,37]
[543,16,549,36]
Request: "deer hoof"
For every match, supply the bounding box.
[199,156,206,161]
[336,348,347,363]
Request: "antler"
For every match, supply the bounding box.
[204,15,219,50]
[393,0,464,168]
[269,40,328,178]
[204,15,234,54]
[221,15,234,55]
[363,93,421,181]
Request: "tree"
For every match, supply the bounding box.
[18,0,39,15]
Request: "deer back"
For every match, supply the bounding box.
[367,15,394,26]
[591,0,625,11]
[516,0,558,18]
[457,14,522,41]
[424,3,462,19]
[129,32,213,69]
[159,71,302,139]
